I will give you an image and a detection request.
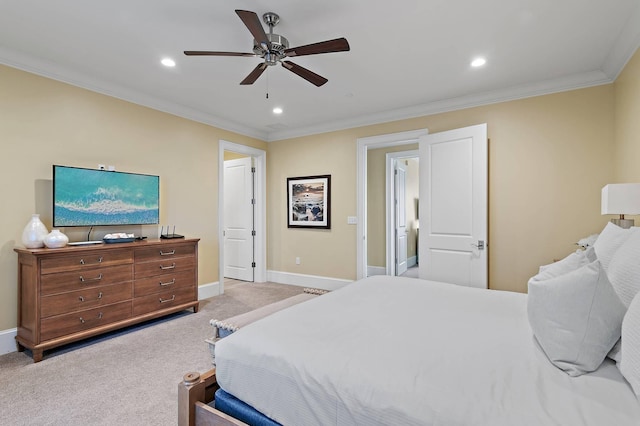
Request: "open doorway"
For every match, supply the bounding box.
[356,129,428,279]
[218,140,267,294]
[387,151,419,277]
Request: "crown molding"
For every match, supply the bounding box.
[0,47,268,141]
[265,70,612,141]
[0,41,630,144]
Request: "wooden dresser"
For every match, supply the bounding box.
[14,238,199,362]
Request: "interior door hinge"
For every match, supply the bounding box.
[251,167,256,173]
[251,230,256,236]
[251,198,256,205]
[251,262,256,268]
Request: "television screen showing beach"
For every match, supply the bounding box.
[53,166,159,227]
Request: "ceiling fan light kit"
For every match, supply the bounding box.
[184,9,350,87]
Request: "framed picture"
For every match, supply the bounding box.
[287,175,331,229]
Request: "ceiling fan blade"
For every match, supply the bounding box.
[235,10,271,50]
[184,51,255,57]
[240,63,268,85]
[284,37,350,57]
[281,61,328,87]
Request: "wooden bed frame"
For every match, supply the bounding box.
[178,368,249,426]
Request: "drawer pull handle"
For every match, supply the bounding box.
[159,295,176,303]
[160,278,176,287]
[80,312,103,324]
[79,273,103,283]
[160,250,176,256]
[160,263,176,270]
[79,292,103,302]
[80,257,103,265]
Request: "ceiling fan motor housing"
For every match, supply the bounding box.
[254,33,289,65]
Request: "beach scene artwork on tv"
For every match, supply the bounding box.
[53,166,159,227]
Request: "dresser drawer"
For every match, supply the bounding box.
[134,270,196,297]
[134,256,196,278]
[41,249,133,274]
[41,264,133,296]
[135,244,196,262]
[41,282,133,318]
[132,286,196,316]
[40,301,132,341]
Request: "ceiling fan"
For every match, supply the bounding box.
[184,9,350,87]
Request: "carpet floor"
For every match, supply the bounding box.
[0,280,303,425]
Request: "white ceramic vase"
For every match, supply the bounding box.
[43,229,69,249]
[21,214,49,249]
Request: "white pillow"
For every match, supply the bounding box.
[535,247,596,281]
[593,222,634,271]
[527,260,625,376]
[607,229,640,308]
[619,293,640,397]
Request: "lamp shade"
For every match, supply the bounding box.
[601,184,640,215]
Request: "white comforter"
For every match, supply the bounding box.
[215,276,640,425]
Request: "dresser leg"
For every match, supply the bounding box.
[193,303,199,314]
[32,349,43,363]
[16,341,25,352]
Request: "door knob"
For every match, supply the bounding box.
[471,240,485,250]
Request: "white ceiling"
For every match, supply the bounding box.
[1,0,639,142]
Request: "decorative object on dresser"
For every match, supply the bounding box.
[14,238,199,362]
[43,229,69,248]
[21,213,49,249]
[601,183,640,229]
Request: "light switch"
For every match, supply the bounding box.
[347,216,357,225]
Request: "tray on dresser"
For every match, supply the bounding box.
[103,237,135,244]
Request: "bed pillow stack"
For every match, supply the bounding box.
[527,253,625,376]
[527,222,640,377]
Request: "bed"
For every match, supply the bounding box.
[178,223,640,426]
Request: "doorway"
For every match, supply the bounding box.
[387,151,419,277]
[218,140,267,294]
[357,129,428,279]
[357,124,487,287]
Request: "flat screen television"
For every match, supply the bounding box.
[53,165,160,227]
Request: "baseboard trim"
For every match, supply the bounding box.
[367,258,417,276]
[367,266,387,276]
[0,328,17,355]
[267,270,352,291]
[198,281,220,299]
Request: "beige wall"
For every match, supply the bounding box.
[268,84,617,293]
[614,48,640,186]
[266,133,357,278]
[0,65,265,331]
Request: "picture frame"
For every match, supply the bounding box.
[287,175,331,229]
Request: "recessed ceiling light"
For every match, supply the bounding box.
[161,58,176,67]
[471,57,486,68]
[273,107,283,114]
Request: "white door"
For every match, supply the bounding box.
[419,123,488,288]
[224,157,254,281]
[395,160,408,276]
